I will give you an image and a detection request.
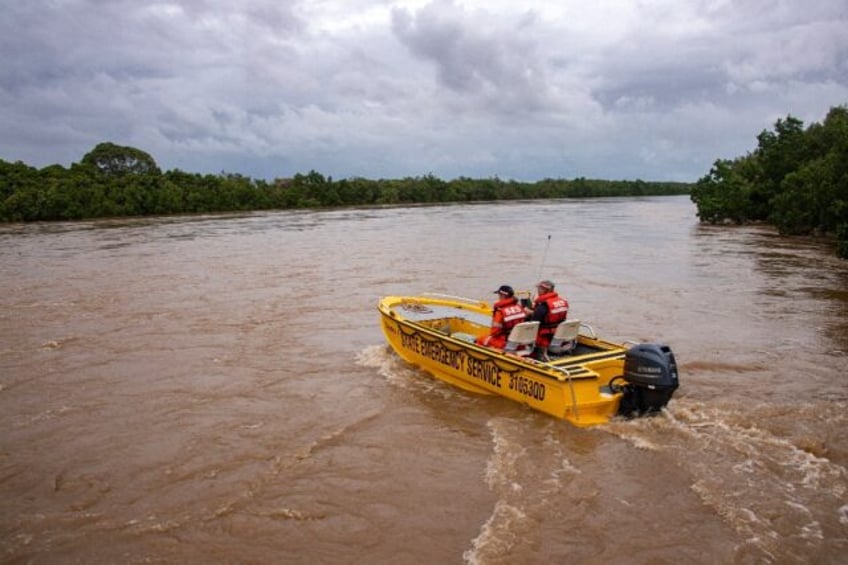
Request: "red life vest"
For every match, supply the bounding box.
[493,297,526,336]
[534,291,568,344]
[477,297,526,348]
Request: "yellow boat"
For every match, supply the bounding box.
[378,294,679,427]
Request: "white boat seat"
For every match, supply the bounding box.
[504,321,540,356]
[547,319,581,356]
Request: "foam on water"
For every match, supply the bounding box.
[356,343,467,400]
[463,500,528,565]
[604,399,848,560]
[464,418,583,564]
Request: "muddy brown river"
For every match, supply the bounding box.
[1,196,846,563]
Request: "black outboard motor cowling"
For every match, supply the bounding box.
[616,343,679,416]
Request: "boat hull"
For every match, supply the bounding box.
[378,295,629,427]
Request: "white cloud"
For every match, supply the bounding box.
[0,0,846,181]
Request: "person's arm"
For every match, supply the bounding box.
[529,302,548,322]
[487,308,504,336]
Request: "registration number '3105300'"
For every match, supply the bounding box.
[508,374,545,401]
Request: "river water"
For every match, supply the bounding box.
[1,195,846,564]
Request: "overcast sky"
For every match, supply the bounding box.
[2,0,847,182]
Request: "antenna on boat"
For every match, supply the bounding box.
[537,234,551,281]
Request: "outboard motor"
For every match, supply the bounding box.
[613,343,679,416]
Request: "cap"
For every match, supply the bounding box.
[537,280,555,291]
[494,284,514,297]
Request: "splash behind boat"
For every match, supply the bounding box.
[378,294,679,427]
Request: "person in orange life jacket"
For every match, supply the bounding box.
[476,285,527,349]
[523,279,569,349]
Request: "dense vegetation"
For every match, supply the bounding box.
[691,105,848,258]
[0,142,689,223]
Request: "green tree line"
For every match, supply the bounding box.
[691,105,848,258]
[0,142,690,223]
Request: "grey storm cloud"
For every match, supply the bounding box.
[391,2,549,110]
[1,0,847,182]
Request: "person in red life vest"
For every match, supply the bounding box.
[524,279,569,349]
[476,285,527,349]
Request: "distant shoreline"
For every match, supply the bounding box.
[0,142,691,224]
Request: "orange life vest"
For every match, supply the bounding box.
[533,291,568,345]
[477,297,526,348]
[492,297,526,334]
